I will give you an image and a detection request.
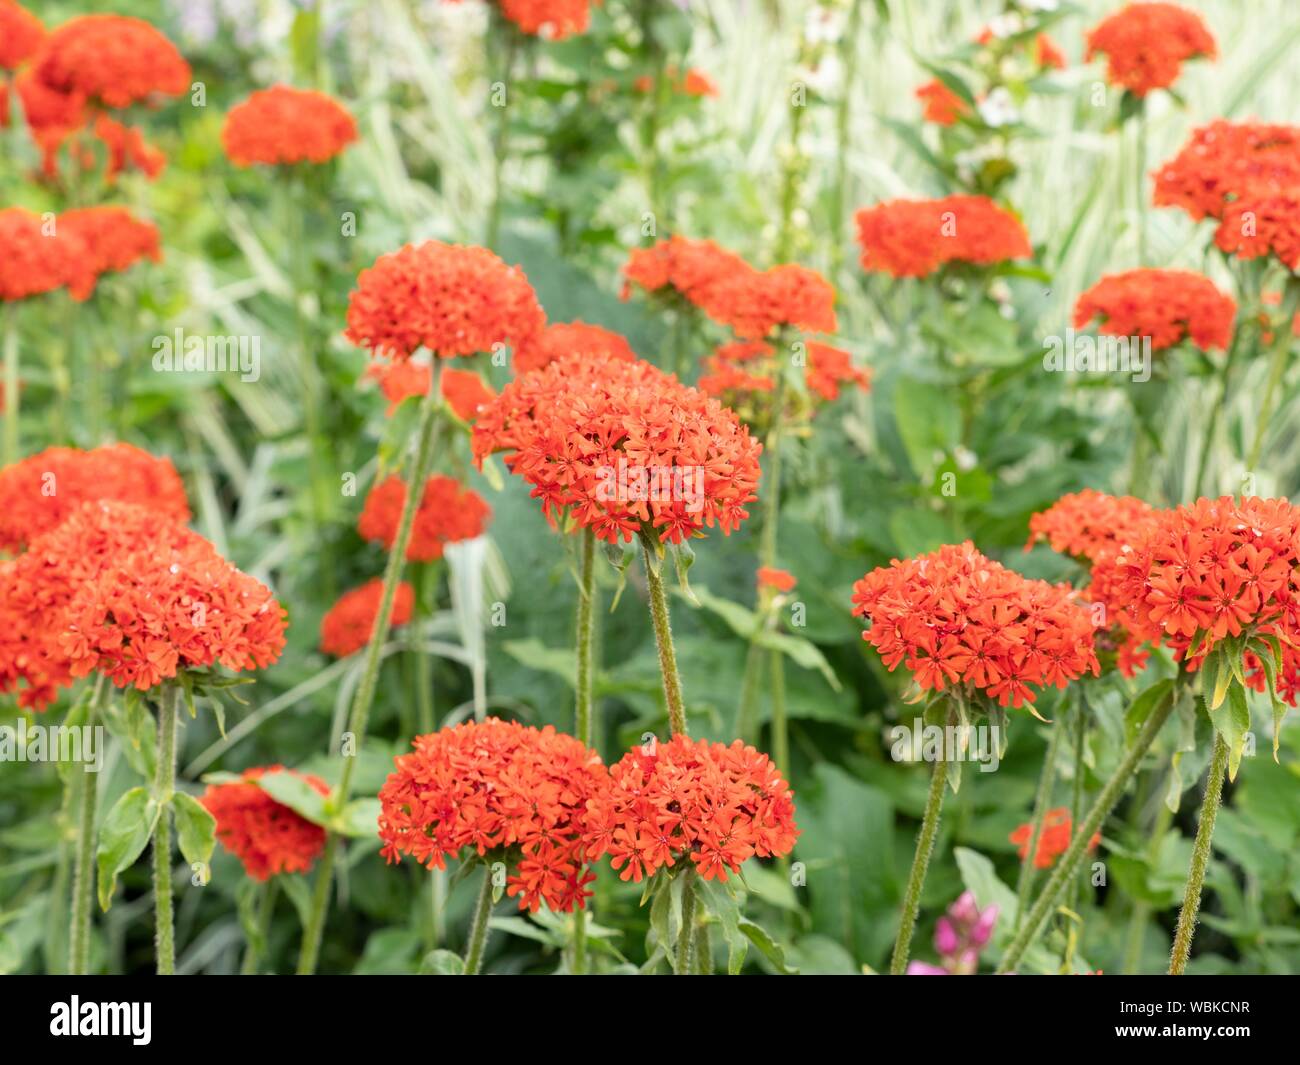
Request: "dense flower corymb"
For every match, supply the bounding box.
[621,235,750,307]
[320,579,415,658]
[1073,269,1235,353]
[221,85,358,167]
[0,1,44,71]
[377,718,609,912]
[498,0,594,39]
[1011,808,1100,869]
[584,734,798,884]
[345,242,545,361]
[513,320,636,374]
[855,196,1032,278]
[59,207,163,298]
[32,14,191,109]
[851,542,1099,709]
[358,474,491,561]
[1026,489,1155,566]
[1085,2,1215,98]
[202,766,330,881]
[702,263,838,340]
[472,353,763,544]
[1153,121,1300,222]
[0,443,189,553]
[0,207,85,303]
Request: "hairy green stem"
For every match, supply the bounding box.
[676,869,697,975]
[997,690,1176,973]
[241,878,278,975]
[68,680,105,974]
[464,866,495,975]
[1169,731,1228,975]
[890,750,948,975]
[575,528,596,746]
[641,533,687,737]
[297,380,443,975]
[1014,721,1062,931]
[153,683,179,975]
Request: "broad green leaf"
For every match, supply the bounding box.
[96,787,160,911]
[419,949,466,975]
[172,792,217,869]
[255,770,331,827]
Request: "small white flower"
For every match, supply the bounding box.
[804,6,845,45]
[985,13,1025,39]
[978,87,1020,128]
[954,447,979,472]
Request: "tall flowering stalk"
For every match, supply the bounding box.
[296,241,544,974]
[851,543,1099,974]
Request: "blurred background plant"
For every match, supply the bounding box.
[2,0,1299,976]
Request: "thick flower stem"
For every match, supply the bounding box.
[676,869,697,975]
[297,381,443,976]
[1169,731,1229,975]
[889,751,948,975]
[641,533,687,737]
[1013,720,1062,931]
[464,865,495,975]
[575,527,596,747]
[3,303,18,464]
[153,683,179,976]
[997,690,1176,974]
[68,679,105,975]
[241,878,278,975]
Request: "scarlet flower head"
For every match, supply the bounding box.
[378,718,609,912]
[0,207,86,302]
[1214,190,1300,271]
[0,1,44,70]
[513,320,637,374]
[1026,489,1155,566]
[472,353,763,545]
[320,578,415,658]
[0,443,189,554]
[1099,497,1300,694]
[498,0,594,39]
[584,734,798,884]
[855,196,1032,278]
[697,339,868,411]
[358,474,491,561]
[1036,34,1067,71]
[92,114,166,183]
[201,766,330,881]
[916,79,967,126]
[1154,121,1300,223]
[1085,3,1215,98]
[345,241,545,361]
[757,566,796,593]
[701,262,838,340]
[851,542,1100,710]
[32,15,191,109]
[58,207,162,299]
[4,501,285,700]
[222,85,358,167]
[1073,269,1235,353]
[621,235,751,308]
[1010,808,1100,869]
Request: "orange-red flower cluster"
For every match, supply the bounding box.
[1036,34,1067,71]
[1073,269,1235,353]
[365,363,498,421]
[1096,497,1300,699]
[0,443,189,554]
[201,766,330,881]
[514,320,637,374]
[32,14,190,109]
[622,235,750,307]
[1027,490,1158,678]
[1085,3,1215,98]
[0,1,44,70]
[916,79,966,126]
[855,195,1032,278]
[0,207,85,302]
[1,501,284,704]
[358,474,491,561]
[1010,808,1100,869]
[345,241,545,361]
[59,207,162,298]
[221,85,358,167]
[698,339,869,408]
[851,542,1099,709]
[319,578,415,658]
[378,718,608,912]
[472,353,762,544]
[634,66,719,98]
[757,566,796,593]
[584,734,798,884]
[498,0,594,39]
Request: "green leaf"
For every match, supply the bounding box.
[754,629,841,691]
[1124,677,1174,744]
[172,792,216,869]
[419,949,466,975]
[335,798,381,838]
[892,376,961,476]
[255,769,331,827]
[696,877,748,975]
[670,541,699,606]
[738,916,798,974]
[96,787,160,911]
[1216,682,1252,782]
